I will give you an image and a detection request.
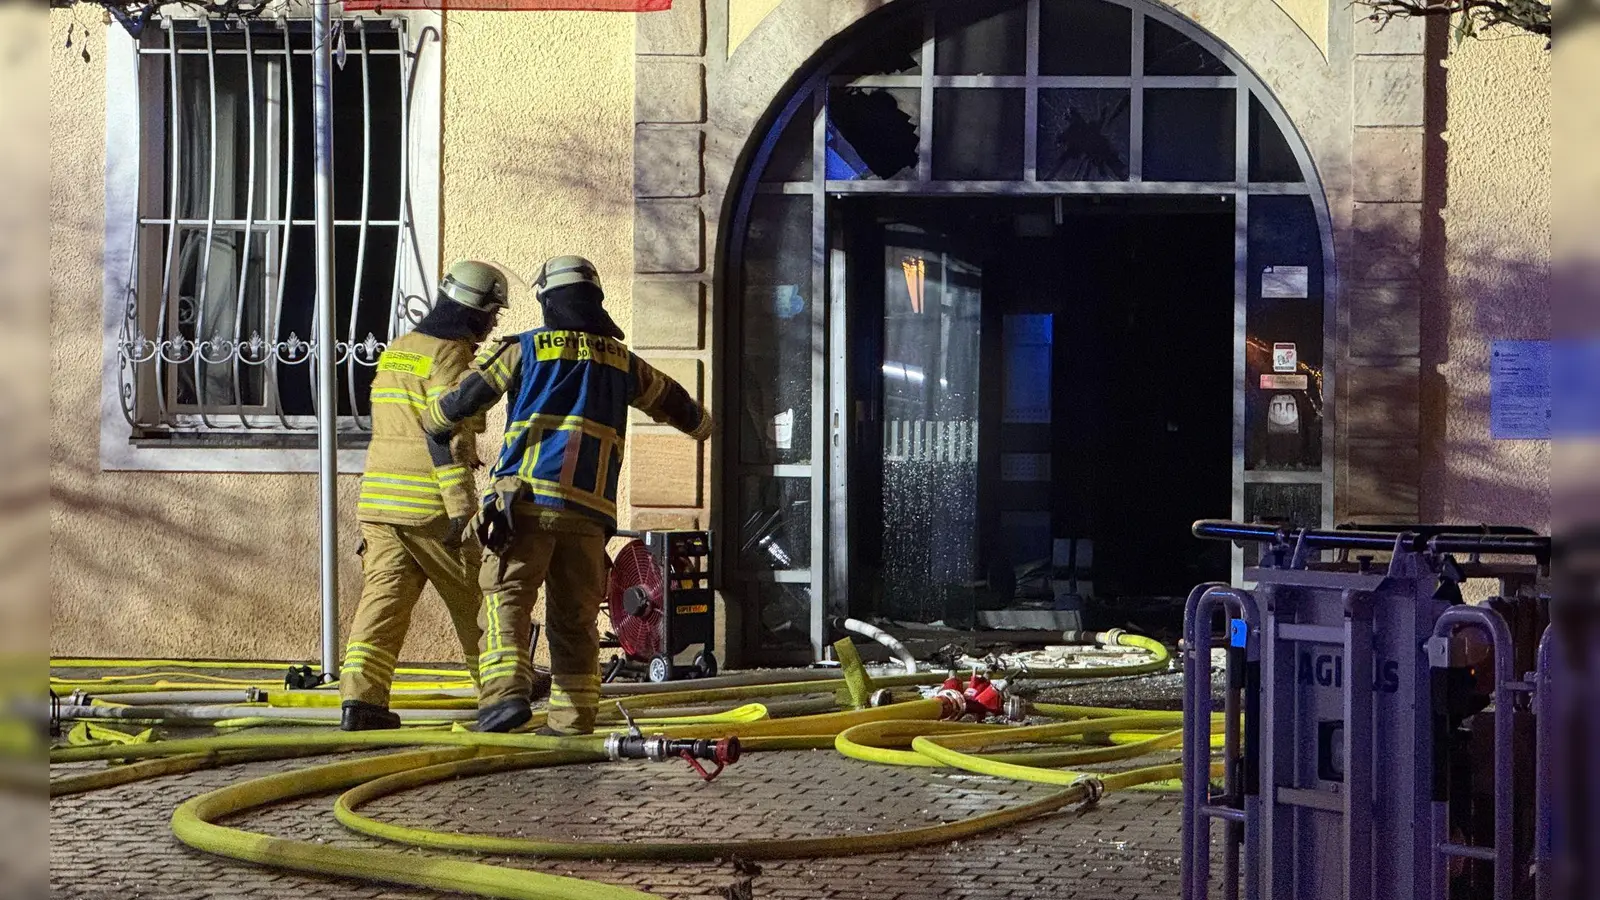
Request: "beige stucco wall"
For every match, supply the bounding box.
[1423,31,1551,529]
[48,9,636,661]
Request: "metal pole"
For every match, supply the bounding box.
[312,1,339,681]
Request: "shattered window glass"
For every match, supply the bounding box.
[737,476,812,572]
[827,88,920,181]
[1037,89,1130,181]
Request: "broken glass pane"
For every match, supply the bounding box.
[879,232,983,622]
[932,89,1024,180]
[1143,17,1230,76]
[738,476,812,571]
[827,88,920,181]
[1037,89,1130,181]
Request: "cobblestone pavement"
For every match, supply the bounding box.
[52,747,1219,900]
[52,663,1217,900]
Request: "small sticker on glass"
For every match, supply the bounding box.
[1262,265,1309,299]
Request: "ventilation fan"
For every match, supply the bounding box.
[604,531,718,683]
[606,540,666,661]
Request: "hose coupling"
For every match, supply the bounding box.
[1101,628,1127,646]
[1072,775,1106,807]
[245,686,266,703]
[1003,694,1030,722]
[934,688,968,720]
[603,733,741,782]
[869,688,897,708]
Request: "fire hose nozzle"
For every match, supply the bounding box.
[603,733,741,782]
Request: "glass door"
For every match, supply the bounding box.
[840,219,986,625]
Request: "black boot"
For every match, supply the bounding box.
[477,698,533,733]
[340,700,401,731]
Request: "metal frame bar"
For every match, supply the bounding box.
[267,15,297,431]
[230,24,258,429]
[311,0,340,682]
[836,74,1235,89]
[345,17,374,429]
[1183,582,1261,899]
[190,17,220,429]
[809,84,828,657]
[1427,605,1516,900]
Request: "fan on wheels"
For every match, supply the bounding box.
[606,539,664,661]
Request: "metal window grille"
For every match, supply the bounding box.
[115,16,431,443]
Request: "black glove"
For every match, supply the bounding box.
[444,516,469,549]
[476,488,519,556]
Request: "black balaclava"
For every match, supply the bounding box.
[539,282,625,341]
[414,297,497,342]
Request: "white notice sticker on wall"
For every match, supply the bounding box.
[1262,265,1310,298]
[1273,342,1298,373]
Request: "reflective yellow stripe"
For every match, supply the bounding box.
[361,494,443,508]
[362,479,440,495]
[364,472,437,485]
[520,479,617,516]
[348,642,396,662]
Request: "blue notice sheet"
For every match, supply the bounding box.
[1490,340,1551,440]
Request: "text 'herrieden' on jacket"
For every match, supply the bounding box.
[424,328,712,530]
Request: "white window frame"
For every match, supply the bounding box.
[99,7,442,473]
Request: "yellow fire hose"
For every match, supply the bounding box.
[52,630,1206,900]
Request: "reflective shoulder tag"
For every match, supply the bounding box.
[377,349,435,378]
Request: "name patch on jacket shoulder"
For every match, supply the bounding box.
[377,350,434,377]
[533,331,630,371]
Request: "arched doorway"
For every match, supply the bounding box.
[720,0,1334,661]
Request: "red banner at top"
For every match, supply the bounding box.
[342,0,669,10]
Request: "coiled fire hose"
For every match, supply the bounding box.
[50,630,1213,900]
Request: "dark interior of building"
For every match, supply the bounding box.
[836,194,1236,635]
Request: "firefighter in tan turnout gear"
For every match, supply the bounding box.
[338,260,508,731]
[425,255,712,735]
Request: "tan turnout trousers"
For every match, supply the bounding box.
[340,519,483,706]
[478,512,608,734]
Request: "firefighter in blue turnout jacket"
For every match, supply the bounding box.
[425,256,712,734]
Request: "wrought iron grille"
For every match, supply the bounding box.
[116,16,432,441]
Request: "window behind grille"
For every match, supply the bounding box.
[120,17,421,444]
